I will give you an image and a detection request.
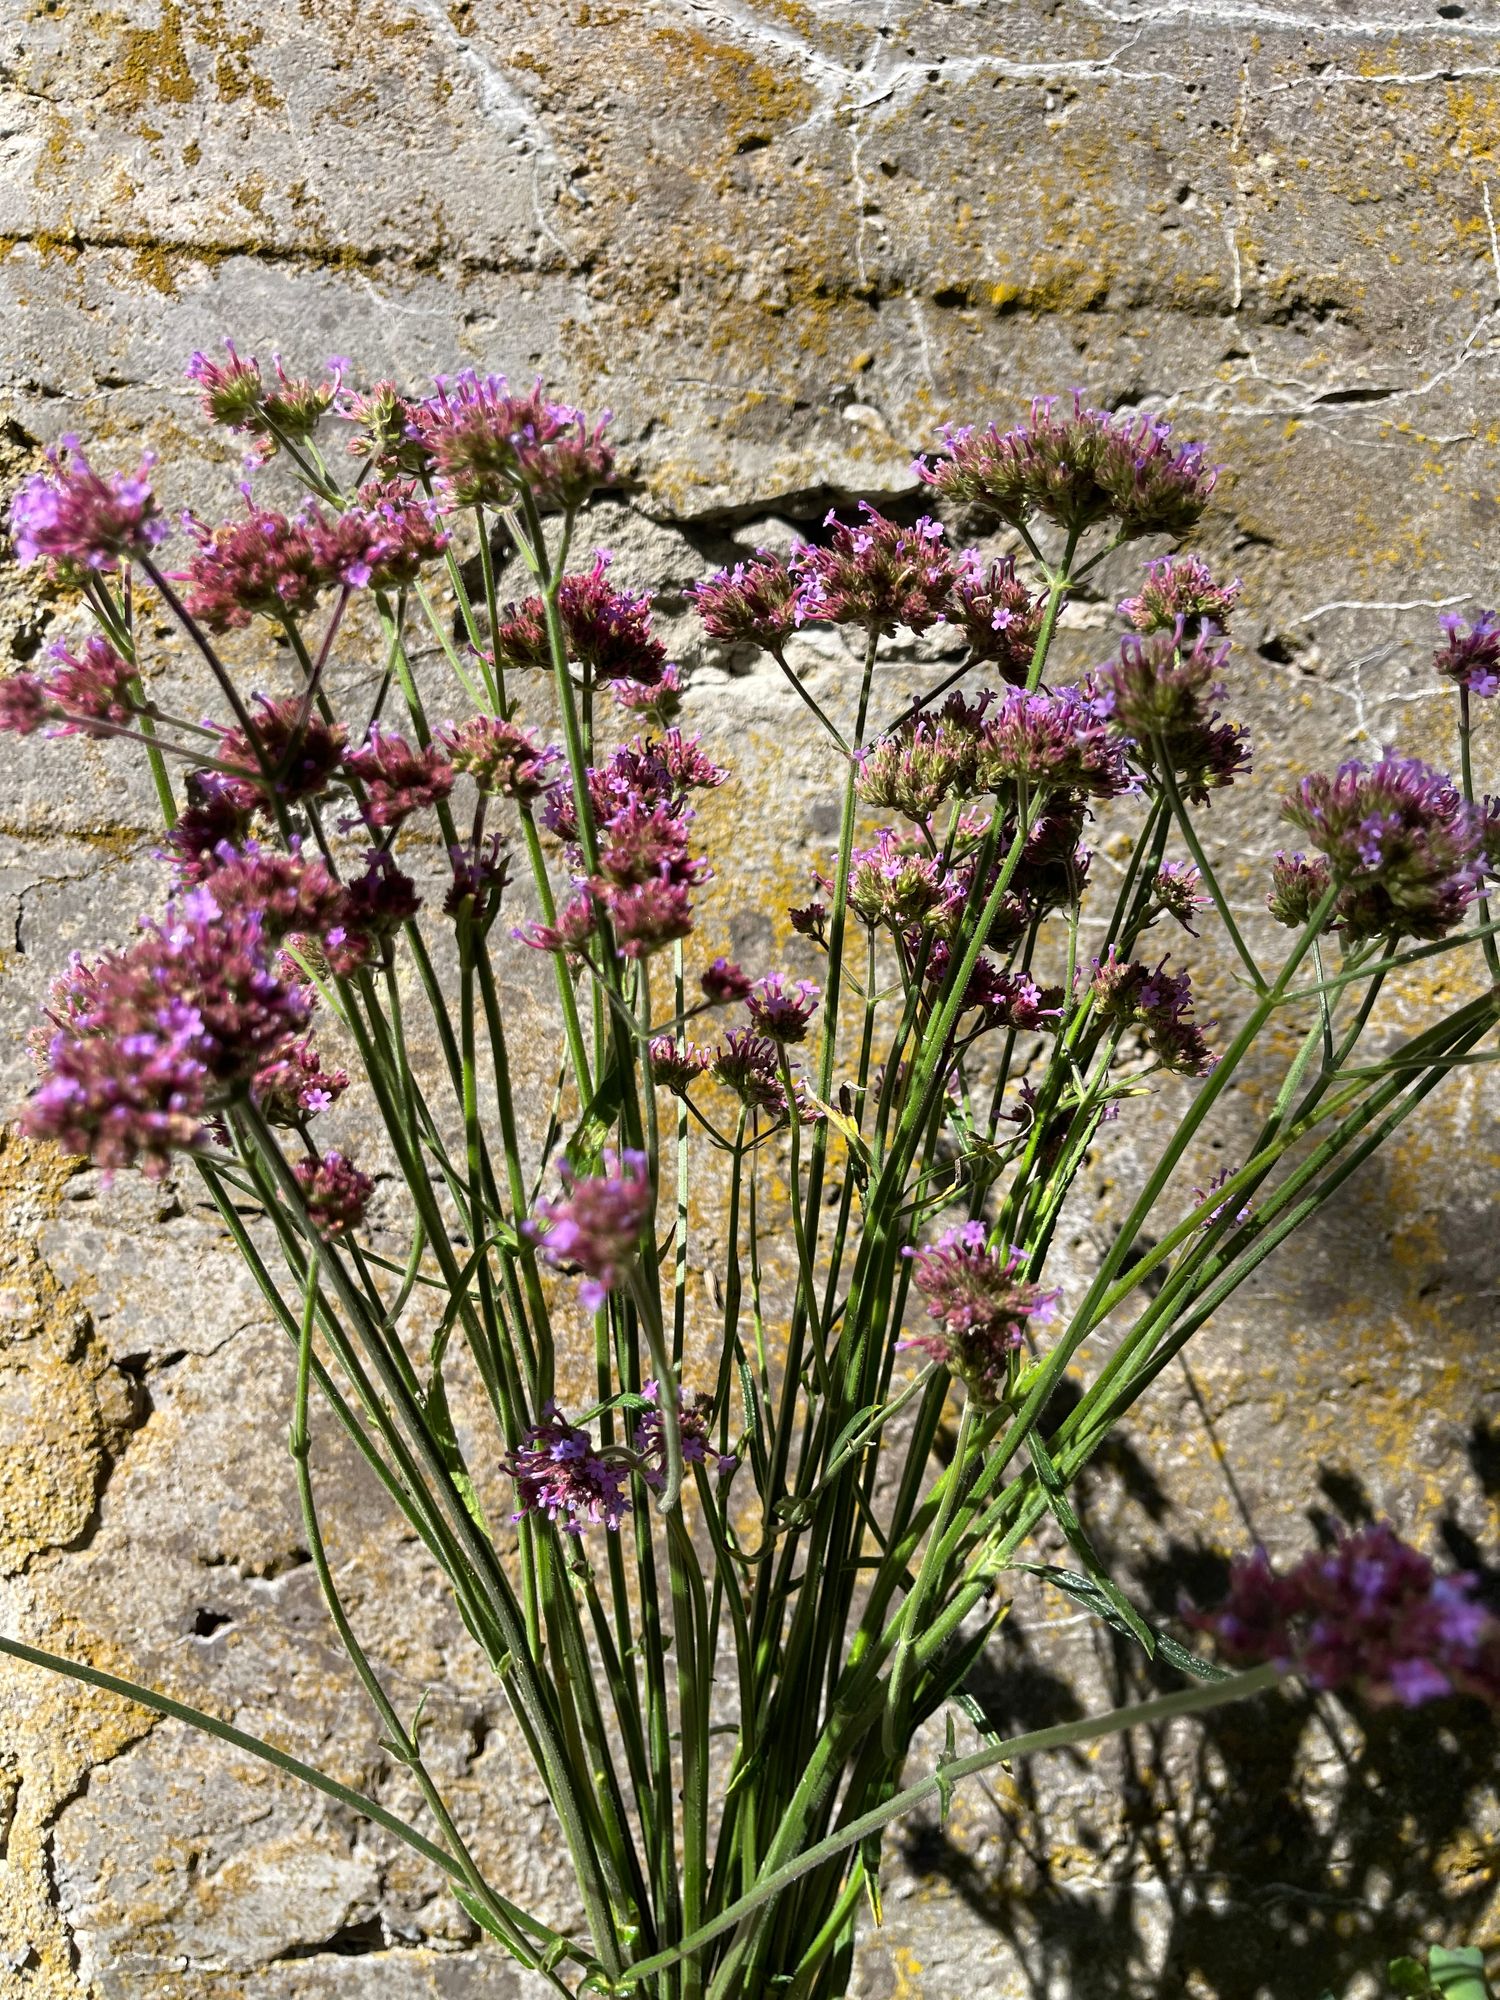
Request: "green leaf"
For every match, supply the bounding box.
[1024,1435,1157,1659]
[933,1710,959,1827]
[452,1880,516,1944]
[565,1060,623,1178]
[1428,1947,1491,2000]
[1015,1563,1231,1683]
[1389,1958,1437,1998]
[424,1356,492,1542]
[574,1389,653,1427]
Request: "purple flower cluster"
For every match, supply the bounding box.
[342,727,456,830]
[956,959,1064,1033]
[336,380,428,476]
[175,490,449,631]
[902,1226,1060,1406]
[493,551,668,689]
[916,394,1218,538]
[406,372,613,510]
[947,554,1046,683]
[709,1029,792,1116]
[24,890,316,1176]
[526,1148,653,1312]
[973,684,1129,800]
[0,637,139,740]
[633,1380,738,1487]
[176,504,325,630]
[10,439,168,576]
[1194,1523,1500,1709]
[504,1406,632,1534]
[848,827,958,933]
[745,974,820,1044]
[442,715,561,801]
[696,511,1031,651]
[648,1035,711,1095]
[293,1149,374,1239]
[1150,858,1210,934]
[1118,554,1240,638]
[794,505,958,638]
[691,552,805,651]
[306,484,451,591]
[526,732,722,961]
[186,344,347,460]
[252,1036,349,1123]
[1277,754,1486,943]
[1091,947,1216,1076]
[701,956,753,1004]
[214,696,348,811]
[1434,610,1500,698]
[856,704,988,822]
[1096,624,1250,802]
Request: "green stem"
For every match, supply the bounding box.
[669,1667,1280,1993]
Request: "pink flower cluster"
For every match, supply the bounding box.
[0,637,138,740]
[525,731,724,961]
[10,439,168,575]
[972,684,1129,800]
[1119,554,1240,638]
[1277,753,1488,945]
[1194,1523,1500,1710]
[504,1405,633,1534]
[442,715,560,801]
[406,372,614,510]
[293,1150,374,1238]
[176,489,448,631]
[1096,624,1250,802]
[492,551,669,691]
[903,1226,1061,1406]
[526,1148,654,1312]
[186,344,347,460]
[24,890,316,1177]
[633,1380,738,1487]
[1091,947,1216,1076]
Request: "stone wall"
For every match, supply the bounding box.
[2,2,1500,1995]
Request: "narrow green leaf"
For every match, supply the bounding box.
[424,1359,492,1541]
[934,1710,959,1827]
[1016,1563,1230,1683]
[565,1060,623,1177]
[574,1389,653,1427]
[1025,1436,1157,1657]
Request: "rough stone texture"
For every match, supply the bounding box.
[2,1,1500,1995]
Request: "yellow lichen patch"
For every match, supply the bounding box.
[111,0,198,112]
[0,1134,140,1577]
[649,25,815,157]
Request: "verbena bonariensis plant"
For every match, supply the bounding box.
[4,367,1500,1997]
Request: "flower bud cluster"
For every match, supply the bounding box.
[916,394,1218,538]
[1095,623,1249,802]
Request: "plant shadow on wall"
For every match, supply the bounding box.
[2,361,1500,2000]
[894,1411,1500,2000]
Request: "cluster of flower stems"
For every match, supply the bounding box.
[3,370,1499,2000]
